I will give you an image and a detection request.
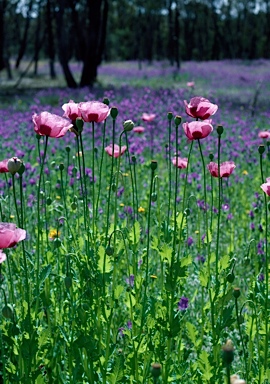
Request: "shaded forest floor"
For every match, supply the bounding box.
[0,59,270,112]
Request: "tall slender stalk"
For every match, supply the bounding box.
[258,145,269,370]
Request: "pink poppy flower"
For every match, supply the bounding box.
[0,223,26,249]
[0,249,6,264]
[142,113,156,122]
[105,144,127,158]
[78,101,110,123]
[133,126,145,134]
[187,81,195,87]
[183,120,213,140]
[62,100,81,121]
[207,161,236,178]
[33,112,73,138]
[0,159,9,173]
[261,177,270,196]
[172,157,188,169]
[258,131,270,139]
[184,97,218,120]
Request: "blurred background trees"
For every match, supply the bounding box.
[0,0,269,87]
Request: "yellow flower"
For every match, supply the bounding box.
[119,203,125,207]
[56,195,61,200]
[9,215,15,219]
[122,173,129,177]
[49,229,60,240]
[242,170,248,175]
[150,275,157,279]
[138,206,145,213]
[195,230,199,234]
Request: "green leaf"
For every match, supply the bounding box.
[180,255,192,267]
[159,244,173,264]
[129,221,141,244]
[98,245,112,273]
[186,321,198,345]
[151,235,159,251]
[39,264,52,287]
[204,229,212,244]
[219,254,230,271]
[114,285,124,300]
[199,268,208,288]
[198,350,213,382]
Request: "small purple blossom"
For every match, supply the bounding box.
[187,237,193,247]
[126,274,135,287]
[178,296,189,311]
[196,255,205,263]
[258,273,264,282]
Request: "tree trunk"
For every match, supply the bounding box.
[0,0,7,71]
[46,0,56,79]
[80,0,108,87]
[55,0,77,88]
[15,0,34,69]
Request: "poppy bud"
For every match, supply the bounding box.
[123,119,135,132]
[174,115,182,126]
[151,192,157,202]
[46,197,52,206]
[209,153,214,161]
[66,146,71,153]
[167,112,173,120]
[233,287,241,299]
[7,157,22,175]
[151,363,162,378]
[226,272,235,283]
[222,339,234,365]
[76,118,84,133]
[2,305,13,319]
[150,160,158,171]
[216,125,224,135]
[59,163,64,171]
[258,145,265,154]
[110,107,118,119]
[17,162,25,175]
[64,276,72,289]
[106,246,114,256]
[103,97,110,106]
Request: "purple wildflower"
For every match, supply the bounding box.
[178,296,189,311]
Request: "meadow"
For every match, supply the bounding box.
[0,60,270,383]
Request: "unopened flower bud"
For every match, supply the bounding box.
[226,272,235,283]
[131,155,136,164]
[59,163,64,171]
[209,153,214,161]
[64,276,72,289]
[167,112,173,121]
[106,246,114,256]
[151,192,157,202]
[66,146,71,153]
[76,118,84,133]
[233,287,241,299]
[103,97,110,106]
[222,339,234,365]
[151,363,162,378]
[7,157,23,175]
[150,160,158,171]
[17,162,25,176]
[217,125,224,135]
[174,115,182,126]
[110,107,118,119]
[2,305,13,319]
[258,145,265,154]
[123,119,135,132]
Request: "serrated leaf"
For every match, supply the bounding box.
[98,245,111,273]
[219,254,230,271]
[126,293,136,308]
[181,255,192,267]
[199,269,208,287]
[38,328,50,348]
[129,221,140,244]
[176,212,186,228]
[39,264,52,287]
[199,350,213,382]
[151,235,159,251]
[186,321,198,345]
[114,285,124,300]
[159,243,173,264]
[204,229,212,244]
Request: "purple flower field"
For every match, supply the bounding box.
[0,60,269,383]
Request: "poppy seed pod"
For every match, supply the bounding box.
[123,119,135,132]
[7,157,23,175]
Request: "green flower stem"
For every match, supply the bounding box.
[235,296,248,380]
[76,135,87,230]
[215,132,222,281]
[167,117,172,233]
[6,250,15,305]
[35,135,48,315]
[125,131,137,223]
[90,122,96,240]
[259,151,269,370]
[11,174,21,227]
[177,141,193,260]
[131,155,139,221]
[140,163,156,331]
[172,123,179,253]
[226,364,230,384]
[95,119,107,221]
